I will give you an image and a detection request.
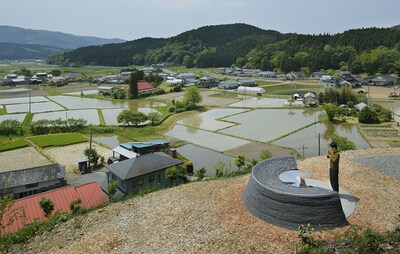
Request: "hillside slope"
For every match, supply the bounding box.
[9,148,400,254]
[0,42,64,60]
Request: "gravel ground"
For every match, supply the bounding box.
[44,142,112,177]
[353,154,400,180]
[9,147,400,254]
[0,147,50,172]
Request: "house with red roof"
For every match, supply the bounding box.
[138,80,155,93]
[124,80,155,94]
[1,182,107,235]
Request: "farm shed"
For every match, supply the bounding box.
[237,86,265,95]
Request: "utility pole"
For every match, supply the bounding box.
[318,133,321,156]
[88,127,93,172]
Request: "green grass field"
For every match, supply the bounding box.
[0,138,29,152]
[30,133,87,148]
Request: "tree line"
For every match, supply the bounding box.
[46,24,400,76]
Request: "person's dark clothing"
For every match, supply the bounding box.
[327,149,340,192]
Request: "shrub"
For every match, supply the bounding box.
[39,198,54,218]
[358,107,380,124]
[195,167,206,180]
[331,134,356,151]
[324,103,338,121]
[259,150,272,160]
[69,199,82,214]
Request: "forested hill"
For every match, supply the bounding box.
[47,23,284,67]
[47,23,400,75]
[0,42,64,60]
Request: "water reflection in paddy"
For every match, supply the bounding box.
[165,124,250,152]
[272,122,370,158]
[0,114,26,122]
[220,109,321,142]
[6,101,64,113]
[177,144,236,176]
[48,96,128,109]
[228,97,287,108]
[93,135,131,149]
[0,96,48,105]
[178,108,247,131]
[33,109,100,125]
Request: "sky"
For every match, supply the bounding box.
[1,0,399,41]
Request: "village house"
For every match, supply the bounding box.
[286,71,305,80]
[137,80,155,93]
[198,76,218,88]
[218,80,239,90]
[311,71,325,79]
[237,78,257,87]
[339,71,362,88]
[110,139,170,162]
[371,74,397,86]
[257,71,277,78]
[176,72,196,81]
[65,71,86,81]
[105,152,184,195]
[319,75,339,89]
[0,164,66,199]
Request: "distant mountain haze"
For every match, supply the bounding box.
[0,25,126,49]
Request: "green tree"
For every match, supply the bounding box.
[51,69,62,76]
[259,150,272,160]
[182,86,202,109]
[39,197,55,218]
[331,134,356,151]
[165,166,184,186]
[18,67,32,77]
[235,155,245,170]
[107,180,118,201]
[128,70,144,98]
[372,104,392,122]
[0,119,22,138]
[117,110,148,126]
[84,147,100,168]
[147,112,161,125]
[195,167,206,181]
[324,103,339,121]
[358,107,380,124]
[117,110,134,125]
[130,112,148,126]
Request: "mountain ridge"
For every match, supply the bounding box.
[0,25,126,50]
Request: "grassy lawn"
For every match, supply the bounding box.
[30,133,87,148]
[0,138,29,152]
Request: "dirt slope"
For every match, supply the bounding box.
[9,148,400,254]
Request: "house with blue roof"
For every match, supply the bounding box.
[110,139,170,162]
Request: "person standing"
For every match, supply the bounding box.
[327,141,340,192]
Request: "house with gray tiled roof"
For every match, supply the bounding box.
[371,74,397,86]
[105,152,184,195]
[198,76,218,88]
[0,164,66,199]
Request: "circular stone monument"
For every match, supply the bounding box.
[242,156,349,230]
